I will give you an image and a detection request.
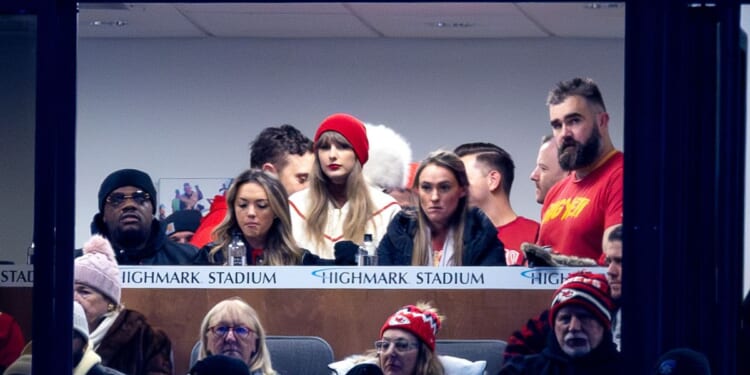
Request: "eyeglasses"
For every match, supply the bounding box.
[374,339,419,354]
[208,325,254,338]
[106,191,151,207]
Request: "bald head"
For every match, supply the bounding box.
[530,138,567,204]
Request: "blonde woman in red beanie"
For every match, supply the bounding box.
[329,302,486,375]
[289,113,401,260]
[74,235,173,375]
[376,303,445,375]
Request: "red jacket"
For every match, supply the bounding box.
[190,195,227,249]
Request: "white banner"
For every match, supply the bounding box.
[0,265,606,290]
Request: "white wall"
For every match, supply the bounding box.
[61,37,625,260]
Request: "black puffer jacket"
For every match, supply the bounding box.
[376,207,506,266]
[86,213,198,265]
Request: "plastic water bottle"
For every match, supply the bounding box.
[357,233,378,266]
[227,232,246,266]
[26,241,34,265]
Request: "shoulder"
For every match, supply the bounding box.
[160,241,200,264]
[194,244,222,265]
[596,150,624,177]
[367,186,397,205]
[513,216,540,231]
[368,186,401,215]
[288,189,312,219]
[391,209,417,230]
[289,188,311,204]
[89,364,126,375]
[465,208,495,231]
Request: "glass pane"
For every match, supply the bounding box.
[0,10,36,366]
[76,4,624,374]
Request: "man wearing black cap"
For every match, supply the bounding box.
[163,209,202,244]
[499,271,621,374]
[87,168,198,265]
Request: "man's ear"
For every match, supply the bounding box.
[261,163,277,175]
[487,170,502,192]
[598,112,610,130]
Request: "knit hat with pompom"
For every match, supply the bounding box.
[74,234,121,304]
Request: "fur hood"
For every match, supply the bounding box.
[362,123,413,190]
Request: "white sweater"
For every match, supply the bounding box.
[289,186,401,259]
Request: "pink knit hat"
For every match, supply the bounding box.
[74,235,121,304]
[314,113,369,165]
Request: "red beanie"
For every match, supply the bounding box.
[314,113,369,165]
[380,305,441,352]
[549,271,614,330]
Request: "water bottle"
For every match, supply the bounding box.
[26,241,34,265]
[227,232,246,266]
[357,233,378,266]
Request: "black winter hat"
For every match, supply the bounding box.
[98,169,157,214]
[654,348,711,375]
[189,355,251,375]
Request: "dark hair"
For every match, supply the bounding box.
[546,77,607,113]
[249,124,313,170]
[608,224,623,243]
[454,142,515,196]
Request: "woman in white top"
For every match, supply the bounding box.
[289,113,401,259]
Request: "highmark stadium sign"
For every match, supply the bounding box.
[0,265,605,290]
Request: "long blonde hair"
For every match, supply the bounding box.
[199,297,276,375]
[305,132,376,249]
[209,169,303,265]
[411,151,470,266]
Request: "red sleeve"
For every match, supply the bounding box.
[503,309,550,361]
[0,314,25,368]
[603,163,624,230]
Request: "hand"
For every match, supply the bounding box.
[334,241,358,265]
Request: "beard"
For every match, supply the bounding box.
[112,225,150,249]
[558,124,602,171]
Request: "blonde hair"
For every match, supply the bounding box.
[411,151,470,266]
[209,169,303,265]
[198,297,276,375]
[305,132,376,249]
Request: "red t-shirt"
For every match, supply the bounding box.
[538,151,623,261]
[497,216,539,266]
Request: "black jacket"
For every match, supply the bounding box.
[193,236,348,266]
[86,213,198,265]
[376,207,506,266]
[86,364,126,375]
[499,331,622,375]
